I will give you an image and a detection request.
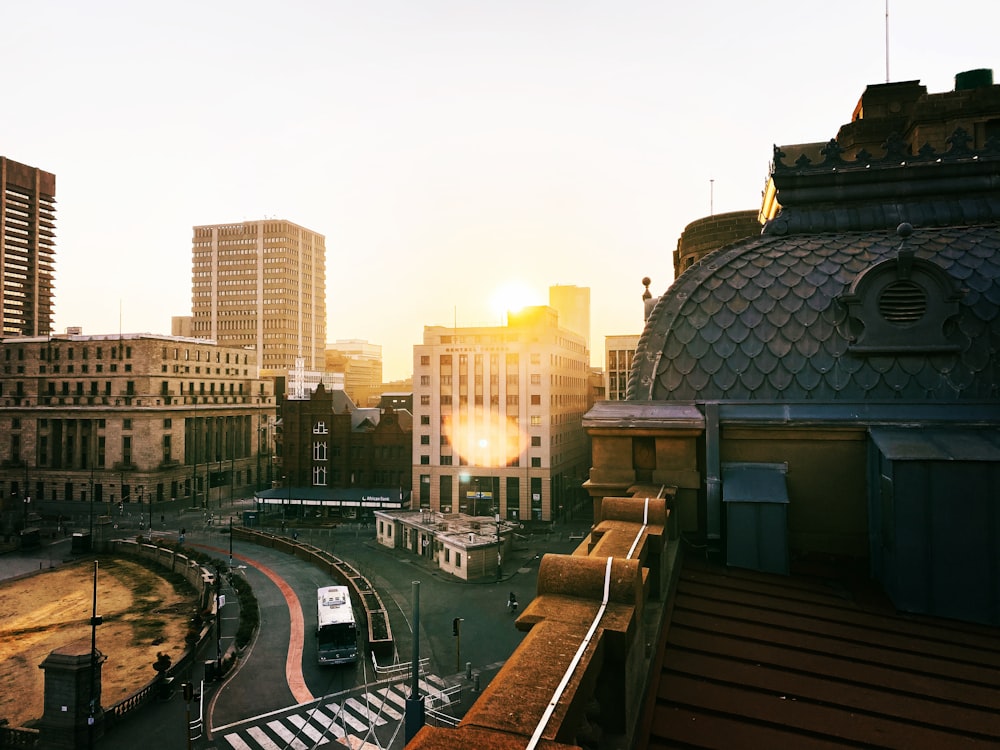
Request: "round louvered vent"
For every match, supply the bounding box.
[879,280,926,323]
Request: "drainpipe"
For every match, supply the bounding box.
[705,402,721,540]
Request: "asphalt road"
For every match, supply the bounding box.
[4,501,593,748]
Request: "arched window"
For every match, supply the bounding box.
[313,441,327,461]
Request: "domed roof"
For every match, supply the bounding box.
[631,223,1000,402]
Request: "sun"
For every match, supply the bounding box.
[489,281,542,324]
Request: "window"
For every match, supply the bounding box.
[530,415,542,426]
[420,455,430,465]
[313,466,327,486]
[530,374,541,385]
[441,455,453,465]
[531,436,541,447]
[313,442,328,461]
[163,435,172,462]
[123,419,133,430]
[420,375,430,386]
[123,436,133,465]
[163,418,172,428]
[420,355,430,365]
[455,553,462,568]
[313,421,328,434]
[420,415,430,425]
[531,457,541,467]
[420,435,430,445]
[420,395,430,405]
[530,394,541,405]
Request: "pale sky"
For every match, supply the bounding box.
[4,1,999,381]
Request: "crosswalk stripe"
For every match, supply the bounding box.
[286,713,331,746]
[266,720,309,749]
[246,726,281,750]
[301,706,346,739]
[376,686,408,711]
[418,679,445,703]
[345,696,387,726]
[325,701,369,732]
[223,733,255,750]
[425,674,447,690]
[362,691,404,721]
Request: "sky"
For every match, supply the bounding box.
[4,1,999,381]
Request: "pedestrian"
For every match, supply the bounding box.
[507,591,518,613]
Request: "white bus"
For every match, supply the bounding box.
[316,585,359,665]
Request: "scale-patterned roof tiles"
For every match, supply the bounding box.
[631,224,1000,402]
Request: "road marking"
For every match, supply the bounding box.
[222,733,254,750]
[375,686,407,711]
[246,726,281,750]
[267,719,309,749]
[286,713,332,746]
[304,706,346,739]
[198,544,313,704]
[324,701,368,732]
[345,696,387,726]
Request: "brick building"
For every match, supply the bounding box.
[266,383,411,520]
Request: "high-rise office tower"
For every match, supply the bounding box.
[0,157,56,337]
[413,304,591,523]
[191,219,326,376]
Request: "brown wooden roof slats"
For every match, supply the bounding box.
[672,596,1000,674]
[661,649,1000,737]
[646,560,1000,747]
[667,628,1000,712]
[678,568,1000,658]
[654,673,992,749]
[647,705,857,750]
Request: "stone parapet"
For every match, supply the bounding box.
[409,492,678,750]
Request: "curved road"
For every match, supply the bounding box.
[194,523,586,740]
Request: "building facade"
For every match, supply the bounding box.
[603,334,639,401]
[412,304,590,523]
[325,339,383,407]
[0,333,275,532]
[190,220,326,376]
[0,157,56,338]
[273,383,412,520]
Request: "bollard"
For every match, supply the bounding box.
[466,661,472,680]
[473,673,480,692]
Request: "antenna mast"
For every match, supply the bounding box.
[885,0,890,83]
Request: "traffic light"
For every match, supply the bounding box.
[452,617,461,636]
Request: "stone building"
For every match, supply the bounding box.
[0,333,275,531]
[412,298,591,524]
[409,70,1000,749]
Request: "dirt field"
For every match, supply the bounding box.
[0,557,197,729]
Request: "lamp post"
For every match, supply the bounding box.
[495,485,502,582]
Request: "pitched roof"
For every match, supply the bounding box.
[642,556,1000,748]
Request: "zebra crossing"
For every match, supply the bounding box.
[217,674,458,750]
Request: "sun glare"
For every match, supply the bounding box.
[490,281,542,324]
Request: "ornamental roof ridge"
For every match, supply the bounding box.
[771,126,1000,175]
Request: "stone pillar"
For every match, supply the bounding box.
[38,640,105,750]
